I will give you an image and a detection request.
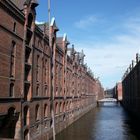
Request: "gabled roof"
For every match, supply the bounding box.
[56,37,63,44]
[50,17,59,31]
[63,33,70,45]
[37,22,49,36]
[56,37,63,51]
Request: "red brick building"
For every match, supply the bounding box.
[115,82,122,101]
[0,0,104,139]
[122,53,140,118]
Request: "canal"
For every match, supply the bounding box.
[56,103,140,140]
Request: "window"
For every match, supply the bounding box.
[36,55,39,82]
[44,104,48,117]
[44,59,48,83]
[36,70,39,82]
[27,13,33,28]
[24,129,29,140]
[60,102,62,113]
[10,41,16,77]
[45,86,47,96]
[55,102,59,114]
[24,106,29,126]
[9,83,14,97]
[36,86,39,96]
[13,22,16,32]
[35,105,39,121]
[37,55,39,65]
[56,87,58,96]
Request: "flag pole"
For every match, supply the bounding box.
[48,0,56,140]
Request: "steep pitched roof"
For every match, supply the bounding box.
[11,0,27,10]
[50,17,59,31]
[11,0,38,10]
[37,22,49,36]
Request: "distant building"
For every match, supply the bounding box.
[0,0,104,139]
[115,82,122,101]
[104,88,114,98]
[105,83,122,101]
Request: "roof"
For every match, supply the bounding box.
[56,37,63,50]
[56,37,63,44]
[11,0,38,10]
[11,0,26,10]
[37,22,49,36]
[50,17,59,31]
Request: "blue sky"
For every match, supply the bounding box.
[36,0,140,89]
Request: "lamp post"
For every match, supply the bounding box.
[48,0,56,140]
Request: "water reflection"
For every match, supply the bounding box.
[56,103,140,140]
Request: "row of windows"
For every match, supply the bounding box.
[36,55,49,96]
[24,104,49,126]
[36,85,48,96]
[36,55,49,83]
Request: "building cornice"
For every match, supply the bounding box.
[0,0,25,24]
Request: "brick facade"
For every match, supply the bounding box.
[122,53,140,118]
[0,0,104,139]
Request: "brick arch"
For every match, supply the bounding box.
[0,107,19,138]
[7,104,16,113]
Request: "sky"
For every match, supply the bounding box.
[36,0,140,89]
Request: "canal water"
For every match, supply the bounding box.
[56,103,140,140]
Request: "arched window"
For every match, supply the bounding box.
[70,102,72,109]
[36,55,40,83]
[56,87,58,96]
[35,105,39,121]
[9,83,14,97]
[24,129,29,140]
[44,104,48,117]
[36,86,39,96]
[10,41,16,77]
[44,86,47,96]
[13,22,16,32]
[0,107,19,138]
[59,102,62,113]
[66,102,69,111]
[24,106,29,126]
[55,102,59,114]
[63,102,65,112]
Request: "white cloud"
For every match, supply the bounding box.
[74,15,99,29]
[74,16,140,88]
